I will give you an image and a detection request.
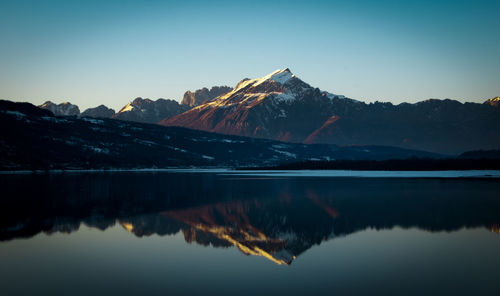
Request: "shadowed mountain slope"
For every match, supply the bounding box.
[1,100,441,170]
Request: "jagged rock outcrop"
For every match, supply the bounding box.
[181,86,232,107]
[113,97,189,124]
[39,101,80,116]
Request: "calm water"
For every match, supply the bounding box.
[1,171,500,296]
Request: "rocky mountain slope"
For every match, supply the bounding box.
[160,69,500,154]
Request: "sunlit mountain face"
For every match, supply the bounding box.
[1,172,500,265]
[161,69,500,154]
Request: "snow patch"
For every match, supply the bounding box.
[134,139,157,146]
[324,92,346,100]
[277,109,287,118]
[41,116,69,123]
[3,110,26,119]
[255,68,294,86]
[81,117,104,124]
[270,148,297,158]
[167,146,187,153]
[274,92,296,102]
[65,140,78,146]
[83,145,110,154]
[220,138,245,143]
[272,144,290,149]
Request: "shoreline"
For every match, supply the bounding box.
[1,168,500,178]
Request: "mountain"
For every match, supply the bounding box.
[39,101,114,118]
[113,97,189,124]
[160,68,346,142]
[160,69,500,154]
[0,100,443,170]
[81,104,115,118]
[484,96,500,107]
[181,86,232,107]
[39,101,80,116]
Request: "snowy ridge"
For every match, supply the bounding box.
[196,68,316,109]
[254,68,295,86]
[198,68,349,109]
[231,68,294,93]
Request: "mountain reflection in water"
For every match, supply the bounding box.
[1,172,500,265]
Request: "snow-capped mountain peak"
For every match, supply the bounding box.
[232,68,297,93]
[257,68,295,85]
[196,68,311,110]
[180,68,354,114]
[160,68,357,141]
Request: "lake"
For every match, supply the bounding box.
[1,171,500,296]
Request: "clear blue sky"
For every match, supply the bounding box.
[1,0,499,111]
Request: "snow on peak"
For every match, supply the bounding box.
[232,68,296,93]
[256,68,295,86]
[193,68,353,110]
[323,92,346,100]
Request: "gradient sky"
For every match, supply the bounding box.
[1,0,499,111]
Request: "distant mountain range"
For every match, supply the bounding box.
[9,68,500,156]
[1,100,447,170]
[38,85,231,122]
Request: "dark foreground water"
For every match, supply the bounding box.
[1,171,500,296]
